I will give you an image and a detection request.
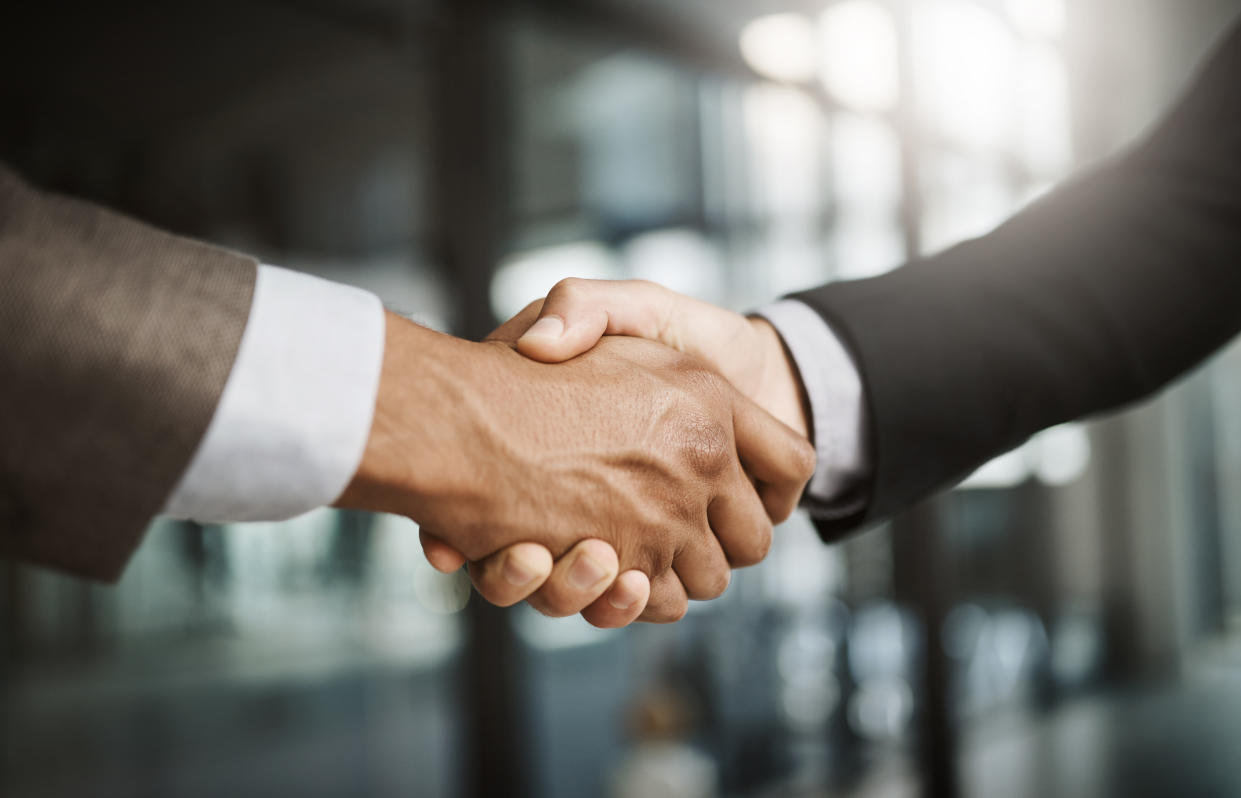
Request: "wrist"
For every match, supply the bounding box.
[335,312,483,520]
[747,316,812,440]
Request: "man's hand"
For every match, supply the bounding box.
[423,280,817,626]
[514,279,810,438]
[338,311,815,626]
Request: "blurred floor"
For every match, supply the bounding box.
[0,636,462,798]
[819,645,1241,798]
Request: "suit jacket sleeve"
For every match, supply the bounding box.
[791,20,1241,541]
[0,164,257,580]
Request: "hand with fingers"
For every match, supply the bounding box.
[339,309,815,627]
[517,279,811,439]
[421,278,816,625]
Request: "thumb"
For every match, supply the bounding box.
[515,278,678,363]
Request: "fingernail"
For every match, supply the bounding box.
[568,553,608,590]
[608,585,640,611]
[521,315,564,341]
[503,552,538,586]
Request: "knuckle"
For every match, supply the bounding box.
[626,517,679,576]
[663,600,689,623]
[793,438,817,481]
[676,415,732,476]
[638,543,675,579]
[683,365,727,397]
[690,568,731,600]
[727,522,773,567]
[632,279,670,301]
[769,497,795,525]
[646,598,689,624]
[551,276,589,301]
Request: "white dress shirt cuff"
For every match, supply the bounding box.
[756,299,870,520]
[162,265,385,522]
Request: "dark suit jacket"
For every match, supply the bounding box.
[793,20,1241,540]
[0,164,256,580]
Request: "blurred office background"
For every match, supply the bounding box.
[3,0,1241,796]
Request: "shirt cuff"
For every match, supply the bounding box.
[755,299,871,520]
[162,265,385,522]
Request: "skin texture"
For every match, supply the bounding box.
[421,279,815,626]
[516,280,810,439]
[337,309,815,626]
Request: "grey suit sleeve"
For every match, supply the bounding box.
[0,164,257,580]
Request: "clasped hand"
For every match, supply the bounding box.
[340,280,815,627]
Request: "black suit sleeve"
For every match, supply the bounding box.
[791,19,1241,540]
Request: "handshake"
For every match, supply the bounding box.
[336,279,817,628]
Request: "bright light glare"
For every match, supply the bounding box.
[819,1,899,111]
[1016,46,1072,175]
[960,446,1030,489]
[831,114,902,211]
[1034,424,1091,486]
[368,515,472,616]
[739,13,818,83]
[1005,0,1066,39]
[623,228,724,304]
[835,225,905,280]
[766,518,846,605]
[919,154,1014,255]
[913,0,1017,150]
[490,241,619,322]
[959,423,1090,489]
[781,677,840,731]
[848,604,914,680]
[744,84,824,217]
[831,114,904,279]
[848,677,914,741]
